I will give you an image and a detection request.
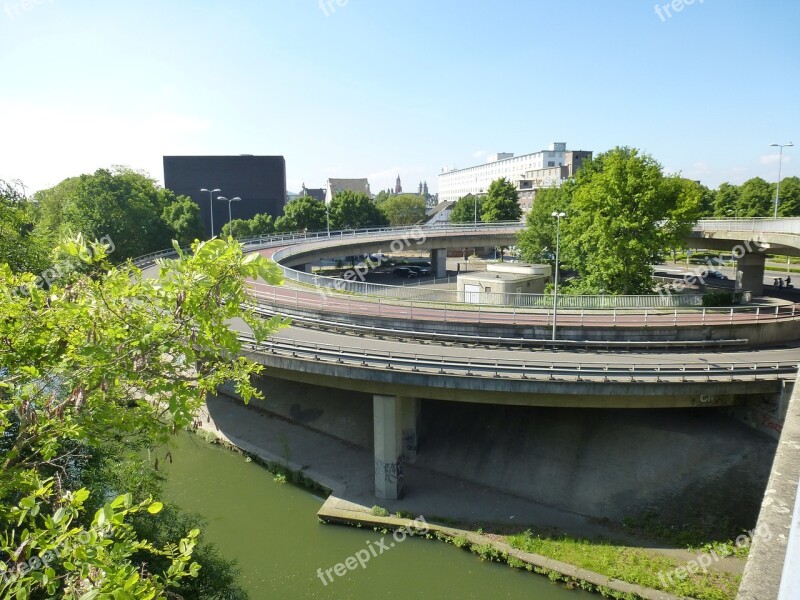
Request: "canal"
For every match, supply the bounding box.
[162,433,593,599]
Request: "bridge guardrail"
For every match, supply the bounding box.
[240,333,798,382]
[249,282,800,326]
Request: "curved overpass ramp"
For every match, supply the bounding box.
[137,219,800,499]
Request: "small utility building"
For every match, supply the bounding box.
[457,262,551,305]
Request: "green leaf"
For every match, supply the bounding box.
[147,501,163,514]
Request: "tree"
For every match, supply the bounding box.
[558,147,700,294]
[713,182,741,218]
[517,186,570,265]
[162,195,205,247]
[221,213,274,238]
[777,176,800,217]
[449,194,483,224]
[275,195,327,232]
[481,177,522,222]
[736,177,773,217]
[39,167,173,261]
[373,190,392,206]
[222,218,252,238]
[0,180,50,274]
[378,194,427,225]
[329,191,389,230]
[696,183,715,218]
[0,234,286,597]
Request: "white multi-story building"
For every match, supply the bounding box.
[437,143,588,205]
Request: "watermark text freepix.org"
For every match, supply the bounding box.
[657,522,772,588]
[654,0,704,22]
[316,515,429,586]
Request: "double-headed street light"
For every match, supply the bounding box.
[200,188,221,237]
[217,196,241,236]
[770,142,794,219]
[551,211,566,341]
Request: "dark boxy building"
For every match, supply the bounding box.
[163,155,287,237]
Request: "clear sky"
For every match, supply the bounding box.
[2,0,798,196]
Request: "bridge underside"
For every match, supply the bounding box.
[252,356,779,409]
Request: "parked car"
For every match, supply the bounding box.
[686,269,728,284]
[406,265,431,277]
[705,270,729,280]
[393,267,419,278]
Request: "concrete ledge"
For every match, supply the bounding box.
[248,353,785,408]
[738,381,800,599]
[318,496,686,600]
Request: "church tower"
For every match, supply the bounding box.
[395,175,402,194]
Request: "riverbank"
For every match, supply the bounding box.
[194,391,748,599]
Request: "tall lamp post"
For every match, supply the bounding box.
[200,188,221,237]
[217,196,241,236]
[770,142,794,219]
[325,194,331,237]
[551,211,566,341]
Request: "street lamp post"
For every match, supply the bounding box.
[200,188,221,237]
[551,211,566,341]
[217,196,241,236]
[770,142,794,219]
[326,200,331,237]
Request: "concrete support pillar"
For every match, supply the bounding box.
[373,395,404,500]
[400,397,420,463]
[431,248,447,278]
[736,252,766,296]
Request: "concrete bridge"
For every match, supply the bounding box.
[136,218,800,500]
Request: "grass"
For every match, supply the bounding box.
[506,530,741,600]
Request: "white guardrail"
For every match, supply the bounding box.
[241,333,798,382]
[133,219,800,311]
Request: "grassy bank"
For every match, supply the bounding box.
[505,530,740,600]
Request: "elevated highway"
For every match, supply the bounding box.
[137,219,800,499]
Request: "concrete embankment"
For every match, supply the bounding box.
[229,375,777,525]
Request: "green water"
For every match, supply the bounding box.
[161,434,593,600]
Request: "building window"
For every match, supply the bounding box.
[548,161,555,167]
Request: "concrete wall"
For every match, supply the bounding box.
[231,376,777,525]
[264,304,800,347]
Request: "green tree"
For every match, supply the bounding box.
[713,182,741,218]
[481,177,522,222]
[560,147,701,294]
[777,176,800,217]
[32,176,81,234]
[0,180,50,274]
[329,191,389,230]
[222,218,253,238]
[378,194,427,225]
[449,194,483,224]
[40,167,172,261]
[275,195,327,232]
[696,183,715,217]
[162,195,205,247]
[0,234,286,597]
[736,177,773,217]
[222,213,274,238]
[373,190,392,206]
[517,186,570,265]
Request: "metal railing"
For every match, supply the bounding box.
[694,218,800,235]
[240,333,798,383]
[248,283,800,326]
[132,219,800,311]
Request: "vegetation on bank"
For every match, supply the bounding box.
[505,530,740,600]
[0,216,287,598]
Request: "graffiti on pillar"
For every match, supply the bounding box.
[402,430,417,454]
[376,458,403,486]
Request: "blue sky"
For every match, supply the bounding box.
[2,0,798,195]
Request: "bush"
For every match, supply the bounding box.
[371,505,390,517]
[702,291,742,306]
